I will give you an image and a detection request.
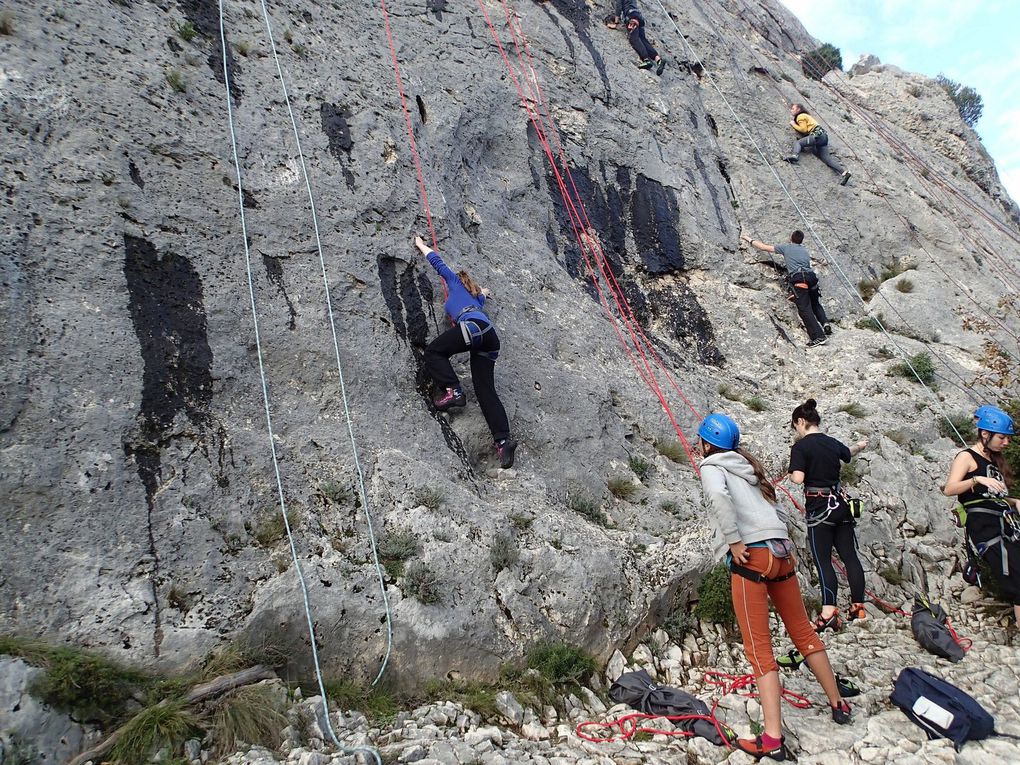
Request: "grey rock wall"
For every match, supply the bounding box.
[1,0,1018,689]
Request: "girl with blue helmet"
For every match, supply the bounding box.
[697,413,851,760]
[414,236,516,469]
[944,406,1018,624]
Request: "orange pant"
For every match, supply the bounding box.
[730,547,825,676]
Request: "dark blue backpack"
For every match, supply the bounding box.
[890,668,995,750]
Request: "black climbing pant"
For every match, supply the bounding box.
[792,131,845,173]
[789,270,828,342]
[424,321,510,442]
[627,13,658,62]
[807,505,866,607]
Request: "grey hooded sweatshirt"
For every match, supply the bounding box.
[700,450,790,561]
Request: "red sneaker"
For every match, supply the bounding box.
[735,735,786,760]
[433,387,466,411]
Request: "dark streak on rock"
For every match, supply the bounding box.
[427,0,448,21]
[540,0,611,101]
[128,157,144,190]
[692,151,728,235]
[122,233,214,656]
[262,255,297,330]
[320,103,356,191]
[176,1,243,102]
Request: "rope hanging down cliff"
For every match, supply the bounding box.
[217,2,387,761]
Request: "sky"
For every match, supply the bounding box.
[778,0,1020,203]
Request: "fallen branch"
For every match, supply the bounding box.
[66,665,276,765]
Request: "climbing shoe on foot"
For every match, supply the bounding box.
[848,602,868,622]
[839,170,852,186]
[807,336,828,347]
[836,675,861,698]
[777,649,805,670]
[736,734,786,761]
[656,58,666,76]
[831,700,853,724]
[495,438,518,469]
[434,387,466,411]
[814,609,842,633]
[782,155,799,163]
[637,59,655,70]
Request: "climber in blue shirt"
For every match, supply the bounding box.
[414,235,517,469]
[604,0,666,75]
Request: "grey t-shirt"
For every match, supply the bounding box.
[774,243,812,273]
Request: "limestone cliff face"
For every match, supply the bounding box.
[1,0,1017,684]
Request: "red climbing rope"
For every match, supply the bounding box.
[377,0,447,300]
[703,671,813,709]
[576,712,713,743]
[476,0,704,470]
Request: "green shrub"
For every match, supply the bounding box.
[489,531,519,571]
[319,481,352,504]
[663,607,697,643]
[508,511,534,531]
[325,679,399,721]
[165,69,186,93]
[175,21,197,42]
[404,562,443,604]
[744,395,768,412]
[209,686,286,756]
[251,508,299,547]
[422,677,498,719]
[654,438,686,463]
[628,455,652,482]
[608,476,638,500]
[892,352,936,385]
[568,491,607,526]
[525,643,596,686]
[693,564,735,626]
[110,701,200,765]
[378,530,418,562]
[837,402,866,418]
[413,485,444,511]
[936,74,983,127]
[0,638,148,723]
[802,42,842,80]
[1002,400,1020,478]
[0,735,36,765]
[937,413,976,443]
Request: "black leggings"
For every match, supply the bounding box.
[424,322,510,442]
[807,509,865,607]
[627,13,658,61]
[789,271,828,341]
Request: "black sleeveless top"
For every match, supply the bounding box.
[959,448,1010,544]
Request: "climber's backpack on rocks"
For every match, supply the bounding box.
[890,667,995,750]
[609,669,728,745]
[910,596,965,663]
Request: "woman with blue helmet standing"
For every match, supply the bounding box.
[697,413,850,761]
[414,236,517,469]
[944,405,1019,624]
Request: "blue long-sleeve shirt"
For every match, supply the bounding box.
[426,250,488,323]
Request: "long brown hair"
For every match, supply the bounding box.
[458,270,482,298]
[702,442,778,503]
[978,431,1015,485]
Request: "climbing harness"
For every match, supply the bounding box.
[217,2,390,761]
[954,499,1020,577]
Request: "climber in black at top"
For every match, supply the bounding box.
[414,236,517,470]
[943,406,1019,624]
[603,0,666,76]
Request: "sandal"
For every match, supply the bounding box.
[814,609,843,634]
[848,602,868,622]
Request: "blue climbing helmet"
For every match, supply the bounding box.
[975,408,1015,436]
[698,413,740,450]
[973,404,999,421]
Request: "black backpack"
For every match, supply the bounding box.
[890,668,996,750]
[910,596,965,663]
[609,669,729,745]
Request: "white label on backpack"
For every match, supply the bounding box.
[912,696,954,729]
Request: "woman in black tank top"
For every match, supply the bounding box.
[943,407,1019,624]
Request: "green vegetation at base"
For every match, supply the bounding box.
[693,564,735,627]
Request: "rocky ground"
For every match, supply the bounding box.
[203,597,1019,765]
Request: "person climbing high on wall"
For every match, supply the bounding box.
[783,103,851,186]
[787,399,870,632]
[943,406,1019,624]
[603,0,666,76]
[414,235,517,469]
[741,230,831,347]
[697,412,852,760]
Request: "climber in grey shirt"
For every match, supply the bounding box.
[741,229,831,347]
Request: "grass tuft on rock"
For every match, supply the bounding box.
[879,566,905,586]
[489,531,519,571]
[413,485,444,511]
[654,438,686,463]
[251,508,300,547]
[110,700,200,765]
[165,69,186,93]
[175,21,197,42]
[568,491,607,526]
[744,395,768,412]
[404,562,443,604]
[525,642,596,686]
[325,679,399,721]
[628,455,652,482]
[837,402,867,418]
[607,476,638,500]
[209,686,286,756]
[891,351,936,385]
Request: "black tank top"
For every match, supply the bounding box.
[959,448,1010,543]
